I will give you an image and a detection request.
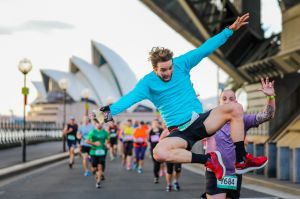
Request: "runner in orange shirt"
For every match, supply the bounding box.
[133,121,148,173]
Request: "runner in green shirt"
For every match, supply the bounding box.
[86,121,109,189]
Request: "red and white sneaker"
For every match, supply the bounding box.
[235,153,268,174]
[205,151,225,180]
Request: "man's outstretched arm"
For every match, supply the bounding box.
[92,79,150,123]
[109,84,148,116]
[256,77,276,124]
[178,13,249,71]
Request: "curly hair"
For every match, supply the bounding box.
[148,47,173,67]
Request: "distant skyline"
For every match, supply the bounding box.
[0,0,281,116]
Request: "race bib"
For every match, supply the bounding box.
[110,133,117,138]
[150,135,160,142]
[95,149,105,156]
[67,135,76,141]
[124,135,133,141]
[136,137,144,143]
[217,175,238,190]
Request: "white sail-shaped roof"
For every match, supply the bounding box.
[32,81,47,103]
[40,69,93,102]
[92,41,137,95]
[70,56,120,105]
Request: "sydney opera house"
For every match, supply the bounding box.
[27,41,155,123]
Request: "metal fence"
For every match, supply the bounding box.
[0,120,63,146]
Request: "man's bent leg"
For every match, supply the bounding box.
[204,102,244,142]
[204,103,246,162]
[204,103,268,174]
[153,137,210,163]
[153,137,191,163]
[154,137,225,179]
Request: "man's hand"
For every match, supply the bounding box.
[256,77,276,124]
[94,141,101,147]
[258,77,275,96]
[89,105,113,123]
[100,105,113,123]
[228,13,249,31]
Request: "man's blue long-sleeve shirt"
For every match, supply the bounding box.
[110,28,233,127]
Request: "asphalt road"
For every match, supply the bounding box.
[0,141,63,169]
[0,153,278,199]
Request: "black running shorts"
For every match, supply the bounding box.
[110,137,118,146]
[81,146,91,154]
[166,110,212,150]
[91,155,106,168]
[123,141,133,156]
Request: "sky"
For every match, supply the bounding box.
[0,0,281,117]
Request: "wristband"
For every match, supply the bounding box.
[100,105,110,112]
[267,95,275,100]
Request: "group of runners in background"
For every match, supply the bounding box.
[63,114,183,191]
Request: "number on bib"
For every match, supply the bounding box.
[150,135,160,142]
[217,175,238,190]
[95,149,105,156]
[110,133,117,138]
[67,135,76,141]
[136,137,144,143]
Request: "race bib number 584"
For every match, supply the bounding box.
[217,175,237,190]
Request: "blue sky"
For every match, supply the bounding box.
[0,0,281,116]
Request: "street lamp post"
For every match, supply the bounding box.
[81,88,90,116]
[18,58,32,162]
[59,78,68,152]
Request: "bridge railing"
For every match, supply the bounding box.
[0,120,63,146]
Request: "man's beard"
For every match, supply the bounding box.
[159,74,172,82]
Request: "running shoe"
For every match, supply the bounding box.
[205,151,225,180]
[84,170,91,177]
[133,162,138,170]
[137,168,143,174]
[166,185,172,192]
[154,178,159,184]
[69,162,73,169]
[96,182,101,189]
[173,182,180,191]
[235,153,268,174]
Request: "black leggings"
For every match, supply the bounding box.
[166,163,182,175]
[151,149,161,178]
